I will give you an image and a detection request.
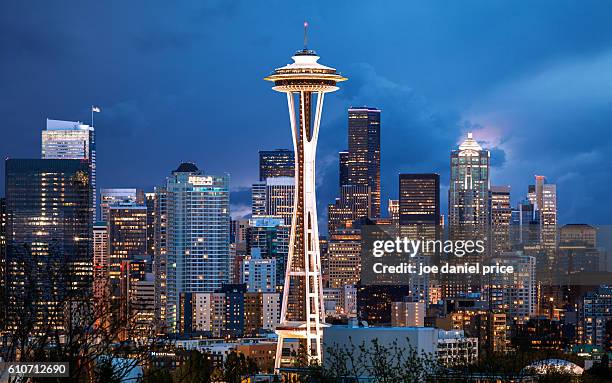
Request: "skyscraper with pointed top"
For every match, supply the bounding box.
[264,25,347,368]
[447,132,490,296]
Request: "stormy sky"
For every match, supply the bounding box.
[2,1,612,230]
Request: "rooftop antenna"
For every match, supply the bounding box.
[303,21,309,50]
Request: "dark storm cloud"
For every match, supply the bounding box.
[1,0,612,227]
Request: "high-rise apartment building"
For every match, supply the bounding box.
[164,162,230,331]
[242,250,277,293]
[259,149,295,181]
[486,252,537,323]
[579,285,611,347]
[42,119,96,221]
[5,159,92,331]
[346,107,381,218]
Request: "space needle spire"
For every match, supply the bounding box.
[264,25,347,370]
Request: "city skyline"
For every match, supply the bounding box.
[1,2,612,228]
[1,6,611,379]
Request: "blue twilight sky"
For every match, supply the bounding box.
[1,1,612,230]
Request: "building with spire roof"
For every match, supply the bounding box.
[446,132,490,297]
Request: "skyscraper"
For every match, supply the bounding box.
[399,174,440,227]
[259,149,295,181]
[449,133,490,238]
[42,119,96,221]
[338,150,350,187]
[346,107,381,218]
[490,185,511,255]
[264,39,346,367]
[164,162,230,331]
[93,222,109,307]
[540,182,558,252]
[510,198,541,248]
[108,202,148,295]
[0,198,6,324]
[145,192,156,257]
[251,177,295,222]
[153,186,168,330]
[399,174,440,302]
[448,133,490,296]
[4,159,92,331]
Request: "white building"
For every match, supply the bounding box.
[242,249,276,293]
[165,162,230,331]
[436,329,479,367]
[191,292,226,337]
[323,325,478,369]
[42,118,96,220]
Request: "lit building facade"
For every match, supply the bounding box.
[4,159,92,331]
[486,252,537,323]
[164,162,230,332]
[490,185,511,255]
[259,149,295,181]
[327,184,371,235]
[399,173,440,302]
[107,202,148,291]
[42,119,96,221]
[448,133,490,296]
[325,228,361,289]
[346,107,381,218]
[93,222,109,305]
[391,301,425,327]
[99,188,144,222]
[242,250,277,293]
[579,285,611,347]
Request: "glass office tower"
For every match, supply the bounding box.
[42,119,96,221]
[4,159,92,331]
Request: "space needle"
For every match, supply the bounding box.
[264,22,347,369]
